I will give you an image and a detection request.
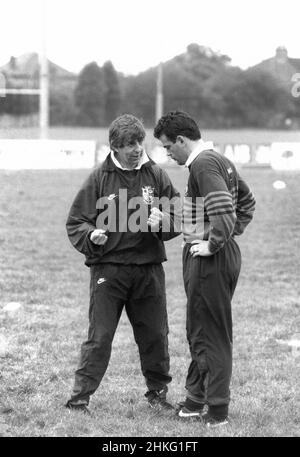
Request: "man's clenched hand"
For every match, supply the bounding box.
[90,229,108,245]
[190,240,213,257]
[147,207,164,230]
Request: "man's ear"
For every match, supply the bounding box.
[176,135,185,144]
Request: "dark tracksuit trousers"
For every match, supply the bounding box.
[69,263,171,405]
[182,237,241,414]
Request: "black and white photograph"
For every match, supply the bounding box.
[0,0,299,442]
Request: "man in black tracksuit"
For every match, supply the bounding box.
[65,114,180,413]
[154,111,255,427]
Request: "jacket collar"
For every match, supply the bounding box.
[102,152,153,172]
[185,139,214,167]
[110,149,150,170]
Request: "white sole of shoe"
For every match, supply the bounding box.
[178,409,202,418]
[205,419,229,427]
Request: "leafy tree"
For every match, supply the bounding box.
[49,87,77,126]
[103,61,121,125]
[162,61,203,118]
[121,69,157,126]
[74,62,106,126]
[120,44,233,126]
[220,68,291,128]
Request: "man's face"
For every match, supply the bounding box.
[115,140,144,169]
[159,134,188,165]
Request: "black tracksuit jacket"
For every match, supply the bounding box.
[66,154,181,266]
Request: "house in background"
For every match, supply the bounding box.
[0,52,76,89]
[251,46,300,87]
[0,53,77,127]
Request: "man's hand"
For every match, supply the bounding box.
[190,240,213,257]
[90,229,108,245]
[147,207,164,230]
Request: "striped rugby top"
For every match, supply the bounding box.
[183,149,256,253]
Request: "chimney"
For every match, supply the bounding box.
[275,46,288,64]
[9,56,17,70]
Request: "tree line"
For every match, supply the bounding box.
[1,44,299,129]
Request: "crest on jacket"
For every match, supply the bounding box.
[142,186,155,205]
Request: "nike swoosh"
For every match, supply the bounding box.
[97,278,106,285]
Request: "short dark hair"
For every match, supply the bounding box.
[109,114,146,150]
[154,110,201,142]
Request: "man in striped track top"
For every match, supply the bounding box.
[154,111,255,427]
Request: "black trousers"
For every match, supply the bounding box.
[69,263,171,404]
[182,238,241,408]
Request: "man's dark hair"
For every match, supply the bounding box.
[154,111,201,143]
[109,114,146,150]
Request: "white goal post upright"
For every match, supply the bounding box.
[39,0,49,139]
[155,62,163,123]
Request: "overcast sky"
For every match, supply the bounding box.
[0,0,299,75]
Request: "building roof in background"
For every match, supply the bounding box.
[251,47,300,83]
[0,52,76,80]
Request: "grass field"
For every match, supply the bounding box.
[0,165,299,437]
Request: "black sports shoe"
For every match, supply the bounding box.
[65,400,91,415]
[145,389,174,410]
[176,397,205,418]
[201,412,229,427]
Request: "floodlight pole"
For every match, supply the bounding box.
[39,0,49,139]
[155,62,163,123]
